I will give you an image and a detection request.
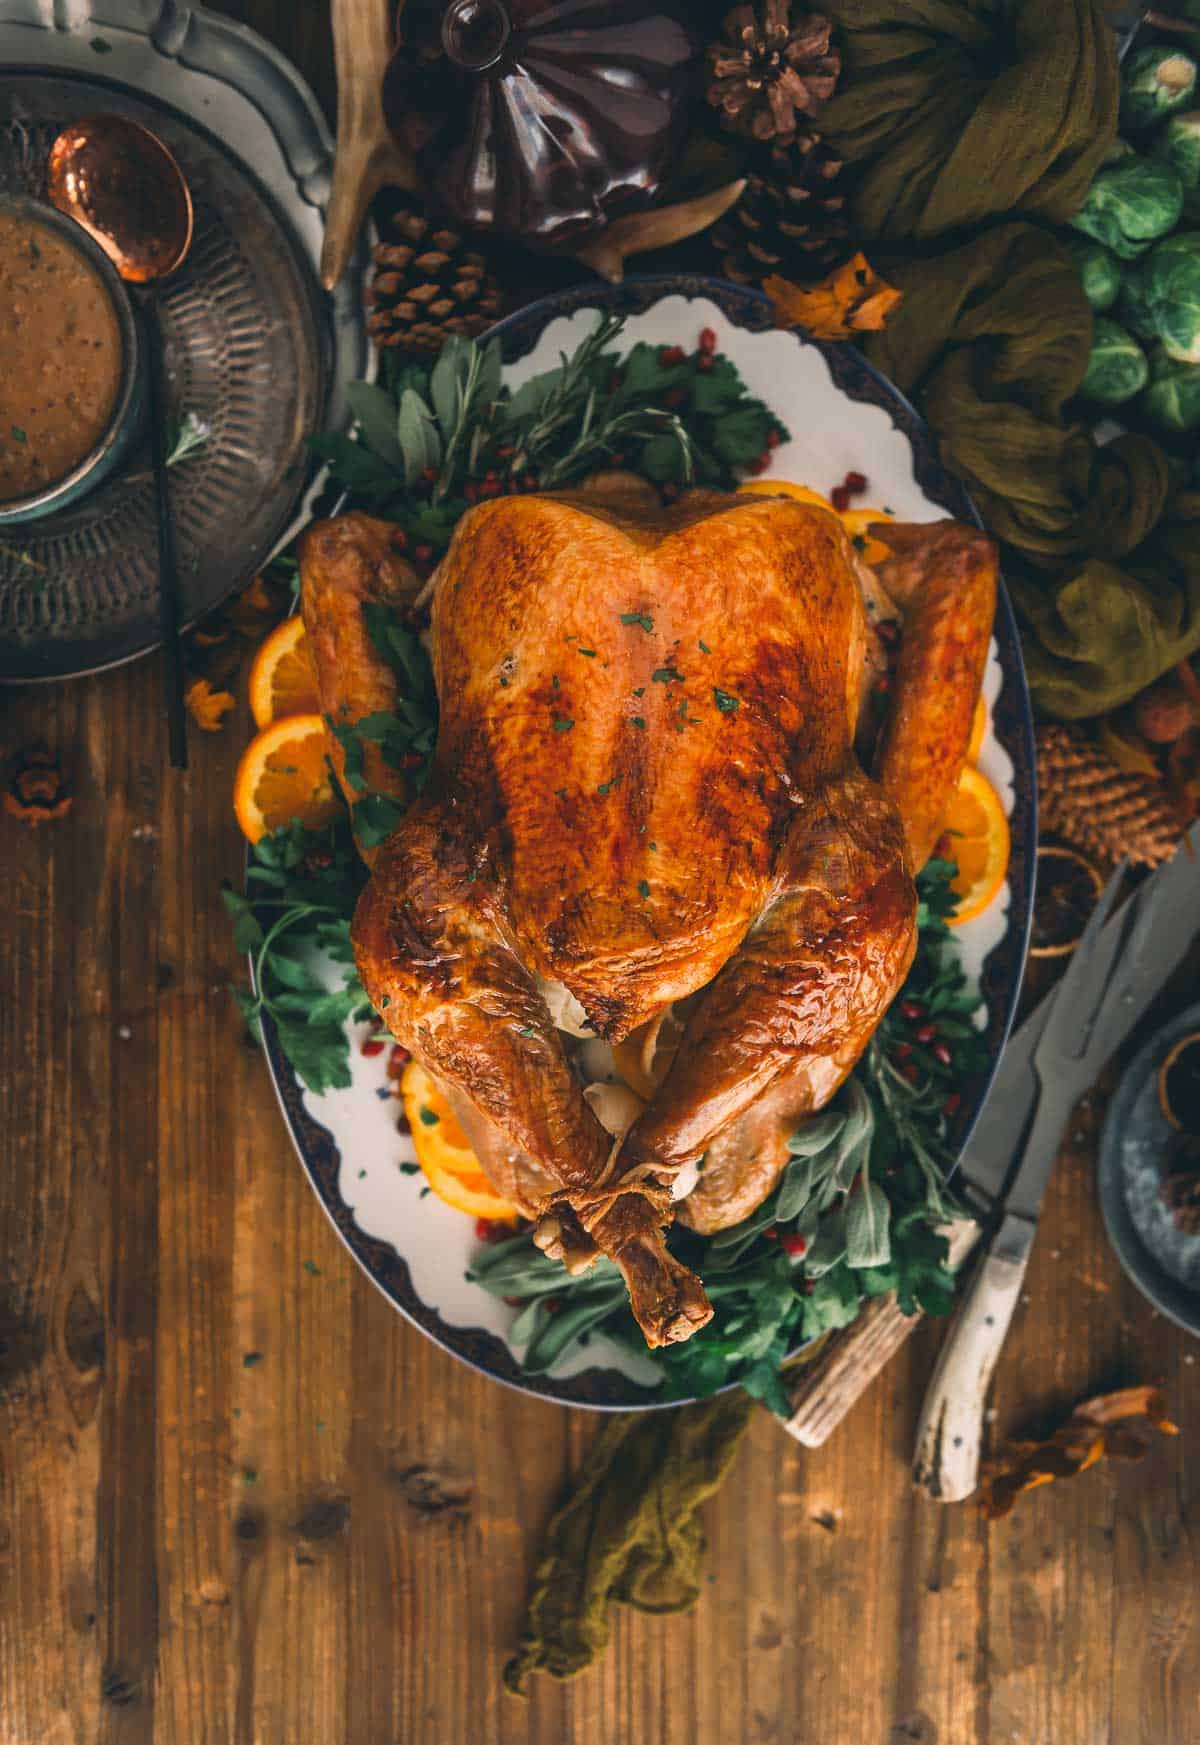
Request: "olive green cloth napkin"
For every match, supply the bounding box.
[503,1391,756,1696]
[819,0,1118,244]
[814,2,1200,716]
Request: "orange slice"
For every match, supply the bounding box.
[248,615,320,728]
[838,506,893,566]
[737,479,835,513]
[934,765,1010,926]
[738,480,893,564]
[967,693,988,764]
[400,1060,519,1222]
[233,712,341,844]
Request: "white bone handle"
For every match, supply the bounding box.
[911,1214,1034,1502]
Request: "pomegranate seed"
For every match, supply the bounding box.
[902,1061,920,1084]
[388,1043,410,1070]
[892,1041,912,1061]
[915,1022,936,1044]
[480,479,502,497]
[933,1041,953,1067]
[664,387,687,408]
[762,1226,780,1242]
[831,486,851,512]
[696,352,715,373]
[360,1037,386,1058]
[414,542,433,562]
[698,326,717,354]
[900,999,925,1023]
[748,454,771,475]
[420,466,437,484]
[845,470,868,494]
[475,1218,509,1243]
[781,1233,808,1257]
[765,427,781,448]
[659,344,686,365]
[389,528,408,550]
[610,451,626,467]
[943,1092,962,1117]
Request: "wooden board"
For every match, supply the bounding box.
[1,8,1198,1741]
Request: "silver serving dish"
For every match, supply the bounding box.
[0,0,369,681]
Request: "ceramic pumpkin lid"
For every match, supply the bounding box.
[383,0,700,244]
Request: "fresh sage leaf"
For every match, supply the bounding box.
[397,388,443,485]
[844,1173,892,1269]
[344,380,405,469]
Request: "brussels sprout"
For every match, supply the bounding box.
[1153,111,1200,215]
[1136,344,1200,433]
[1118,269,1158,341]
[1062,235,1122,310]
[1122,47,1197,135]
[1069,158,1184,260]
[1137,228,1200,361]
[1081,318,1150,404]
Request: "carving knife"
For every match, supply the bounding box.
[912,821,1200,1500]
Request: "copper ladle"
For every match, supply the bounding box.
[47,116,196,768]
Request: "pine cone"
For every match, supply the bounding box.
[366,201,503,356]
[707,3,840,143]
[710,133,849,284]
[1037,722,1183,871]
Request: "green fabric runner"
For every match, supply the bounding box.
[819,0,1117,243]
[811,0,1200,716]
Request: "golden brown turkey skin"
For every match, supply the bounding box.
[304,488,997,1344]
[428,490,867,1041]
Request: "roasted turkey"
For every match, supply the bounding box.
[300,480,996,1348]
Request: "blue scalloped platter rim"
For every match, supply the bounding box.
[257,274,1038,1411]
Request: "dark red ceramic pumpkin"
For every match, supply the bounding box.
[383,0,700,245]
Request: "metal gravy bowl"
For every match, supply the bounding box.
[0,192,144,525]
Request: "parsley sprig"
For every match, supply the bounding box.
[224,819,373,1095]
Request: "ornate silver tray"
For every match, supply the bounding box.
[0,1,368,682]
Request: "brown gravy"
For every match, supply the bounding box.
[0,207,124,504]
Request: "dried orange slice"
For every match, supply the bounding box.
[400,1060,519,1222]
[233,712,340,844]
[248,615,320,728]
[934,764,1010,927]
[967,693,988,764]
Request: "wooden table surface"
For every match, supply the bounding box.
[2,7,1198,1743]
